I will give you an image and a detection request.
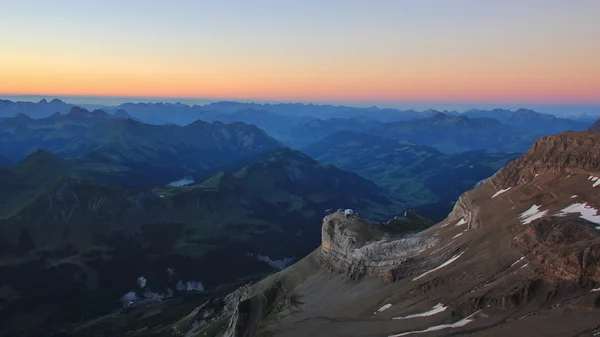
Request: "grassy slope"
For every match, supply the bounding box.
[368,114,536,153]
[0,147,400,336]
[303,131,519,208]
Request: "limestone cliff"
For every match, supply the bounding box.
[318,212,436,279]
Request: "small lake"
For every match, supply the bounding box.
[167,176,194,187]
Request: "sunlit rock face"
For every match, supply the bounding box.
[319,211,436,279]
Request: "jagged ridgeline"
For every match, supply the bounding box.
[161,130,600,337]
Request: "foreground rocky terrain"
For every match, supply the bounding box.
[178,131,600,337]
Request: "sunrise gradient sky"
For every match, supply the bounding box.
[1,0,599,107]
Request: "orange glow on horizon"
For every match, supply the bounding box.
[1,32,598,105]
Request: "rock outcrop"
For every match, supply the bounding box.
[446,190,482,229]
[514,217,600,283]
[318,211,437,279]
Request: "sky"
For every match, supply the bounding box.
[0,0,599,111]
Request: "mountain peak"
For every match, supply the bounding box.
[589,118,600,131]
[514,108,537,115]
[113,109,132,119]
[431,111,448,120]
[38,98,48,104]
[18,149,69,171]
[49,98,65,104]
[91,109,111,117]
[14,112,33,120]
[490,130,600,188]
[66,106,90,116]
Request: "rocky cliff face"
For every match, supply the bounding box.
[490,131,600,188]
[514,217,600,284]
[445,190,482,230]
[318,212,445,281]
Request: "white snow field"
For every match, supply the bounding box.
[555,203,600,225]
[388,310,481,337]
[392,303,448,320]
[413,250,467,281]
[374,303,393,314]
[491,187,511,199]
[520,205,548,224]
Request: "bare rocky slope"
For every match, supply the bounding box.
[216,131,600,337]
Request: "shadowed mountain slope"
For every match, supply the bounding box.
[0,147,403,337]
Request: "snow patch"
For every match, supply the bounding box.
[591,287,600,292]
[255,255,295,270]
[452,233,463,239]
[388,310,480,337]
[374,303,392,314]
[594,179,600,187]
[491,187,511,199]
[593,177,599,182]
[440,223,449,228]
[571,195,578,198]
[455,219,467,226]
[555,203,600,225]
[520,205,548,224]
[534,174,539,177]
[137,276,147,288]
[413,250,467,281]
[392,303,447,320]
[511,257,525,267]
[176,280,204,292]
[520,263,529,269]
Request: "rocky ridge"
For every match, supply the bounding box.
[218,130,600,337]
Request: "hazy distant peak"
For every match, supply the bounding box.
[92,109,111,117]
[67,106,90,116]
[514,108,539,115]
[14,112,33,120]
[113,109,132,119]
[38,98,48,104]
[431,111,448,119]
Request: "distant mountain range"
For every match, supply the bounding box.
[303,131,519,219]
[367,112,541,153]
[464,108,589,135]
[0,98,73,118]
[0,98,593,153]
[0,106,283,188]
